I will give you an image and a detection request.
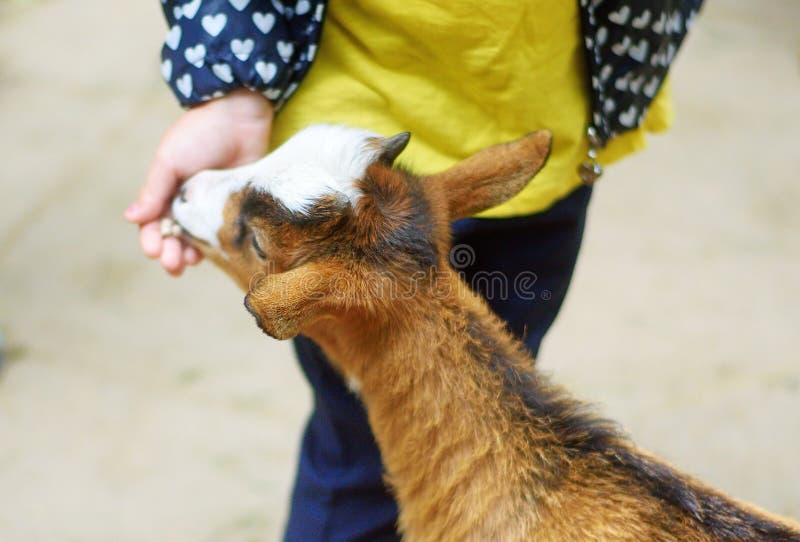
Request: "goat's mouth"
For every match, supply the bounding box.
[178,225,211,251]
[164,214,211,252]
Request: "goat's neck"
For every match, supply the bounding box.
[306,269,554,540]
[303,272,800,541]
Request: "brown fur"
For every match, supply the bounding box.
[190,130,800,541]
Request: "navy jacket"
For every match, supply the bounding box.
[160,0,703,147]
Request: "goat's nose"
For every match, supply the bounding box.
[244,296,262,327]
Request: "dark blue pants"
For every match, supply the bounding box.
[284,185,592,541]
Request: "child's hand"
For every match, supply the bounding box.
[126,89,274,276]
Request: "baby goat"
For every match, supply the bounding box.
[171,124,800,541]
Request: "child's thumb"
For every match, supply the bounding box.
[125,158,179,223]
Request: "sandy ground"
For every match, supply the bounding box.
[0,1,798,540]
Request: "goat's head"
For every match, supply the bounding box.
[171,124,551,340]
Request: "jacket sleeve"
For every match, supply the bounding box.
[160,0,327,109]
[578,0,704,147]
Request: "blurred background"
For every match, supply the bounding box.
[1,0,798,540]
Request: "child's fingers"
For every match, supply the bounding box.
[160,236,184,276]
[140,222,163,259]
[183,243,203,265]
[126,154,179,224]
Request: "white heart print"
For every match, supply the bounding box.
[176,74,193,98]
[264,88,282,100]
[619,105,638,127]
[165,25,182,50]
[284,82,299,100]
[184,44,207,67]
[652,13,666,34]
[295,0,311,15]
[648,48,659,66]
[212,63,234,83]
[628,75,645,94]
[255,61,278,83]
[608,6,630,25]
[270,0,286,15]
[611,36,631,56]
[181,0,201,19]
[686,11,697,31]
[643,77,660,98]
[666,43,677,64]
[277,41,294,63]
[632,10,651,29]
[229,0,251,11]
[596,26,608,46]
[201,14,227,36]
[628,39,649,63]
[161,59,173,82]
[253,12,276,34]
[670,12,683,33]
[313,3,324,21]
[231,39,255,61]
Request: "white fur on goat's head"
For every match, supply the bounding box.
[171,124,409,287]
[171,124,552,338]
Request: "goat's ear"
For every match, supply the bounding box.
[427,130,552,220]
[375,132,411,165]
[243,263,341,340]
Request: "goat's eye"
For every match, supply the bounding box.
[251,235,266,259]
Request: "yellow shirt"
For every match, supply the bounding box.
[272,1,672,217]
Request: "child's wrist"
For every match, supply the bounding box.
[203,88,275,124]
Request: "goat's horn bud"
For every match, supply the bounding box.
[378,132,411,165]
